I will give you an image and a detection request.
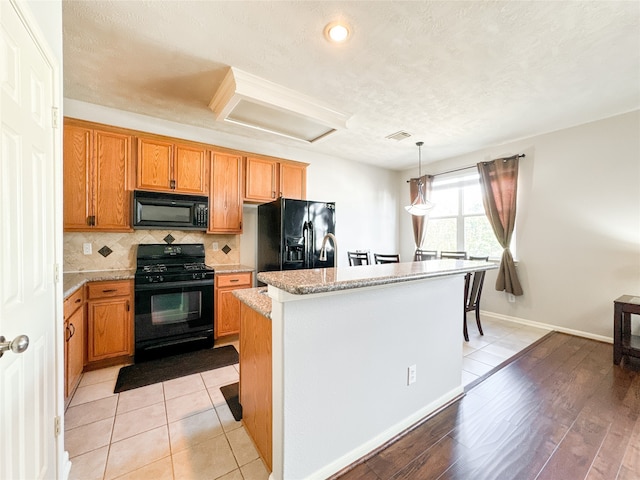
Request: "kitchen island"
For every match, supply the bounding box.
[238,259,497,480]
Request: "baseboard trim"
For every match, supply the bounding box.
[481,310,613,344]
[319,386,464,480]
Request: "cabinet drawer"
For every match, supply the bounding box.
[64,287,84,319]
[87,280,132,299]
[216,272,252,288]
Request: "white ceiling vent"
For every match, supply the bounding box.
[209,67,351,143]
[385,131,412,141]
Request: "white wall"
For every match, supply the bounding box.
[400,111,640,339]
[64,100,402,269]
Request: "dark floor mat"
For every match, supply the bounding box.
[114,345,239,393]
[220,382,242,421]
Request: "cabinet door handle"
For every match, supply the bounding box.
[65,325,72,342]
[74,298,82,304]
[170,179,176,189]
[229,279,239,283]
[69,323,76,338]
[126,300,130,312]
[102,289,117,293]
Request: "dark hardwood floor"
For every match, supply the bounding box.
[332,332,640,480]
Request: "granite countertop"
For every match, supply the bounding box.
[213,264,255,274]
[63,264,255,298]
[257,259,498,296]
[233,287,271,319]
[63,269,136,298]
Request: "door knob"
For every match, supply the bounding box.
[0,335,29,358]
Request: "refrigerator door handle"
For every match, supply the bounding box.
[302,221,309,269]
[307,221,314,269]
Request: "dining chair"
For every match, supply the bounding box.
[373,253,400,264]
[463,261,488,341]
[414,249,437,261]
[347,251,370,266]
[440,251,467,260]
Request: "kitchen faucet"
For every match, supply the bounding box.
[319,233,338,268]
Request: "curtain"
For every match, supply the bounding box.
[477,156,523,296]
[408,175,433,259]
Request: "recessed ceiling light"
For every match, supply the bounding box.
[324,21,350,43]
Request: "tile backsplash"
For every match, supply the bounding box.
[64,231,240,272]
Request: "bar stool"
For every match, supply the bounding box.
[347,251,370,266]
[441,251,467,259]
[414,249,437,261]
[374,253,400,264]
[463,256,488,341]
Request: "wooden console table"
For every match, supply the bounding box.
[613,295,640,365]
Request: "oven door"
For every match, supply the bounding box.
[135,279,214,356]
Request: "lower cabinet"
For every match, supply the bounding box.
[86,280,134,365]
[63,287,85,404]
[214,272,252,338]
[239,302,272,470]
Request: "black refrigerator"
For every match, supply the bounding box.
[257,198,336,273]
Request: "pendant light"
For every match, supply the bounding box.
[405,141,434,216]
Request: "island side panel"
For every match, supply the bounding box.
[239,302,273,471]
[271,274,464,480]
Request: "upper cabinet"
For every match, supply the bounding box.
[136,136,208,195]
[63,120,133,232]
[279,162,307,200]
[244,156,307,203]
[209,152,243,234]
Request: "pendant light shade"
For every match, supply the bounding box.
[405,142,434,216]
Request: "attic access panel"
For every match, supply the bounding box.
[209,67,349,143]
[225,98,337,142]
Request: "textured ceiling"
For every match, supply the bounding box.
[62,1,640,170]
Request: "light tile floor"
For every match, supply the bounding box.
[461,317,551,387]
[65,320,551,480]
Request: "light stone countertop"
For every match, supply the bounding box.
[256,259,498,296]
[213,264,255,274]
[233,287,271,319]
[63,270,136,298]
[63,264,254,298]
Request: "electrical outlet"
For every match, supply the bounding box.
[82,243,92,255]
[508,293,516,303]
[407,364,417,385]
[212,242,219,251]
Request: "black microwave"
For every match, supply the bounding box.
[133,190,208,230]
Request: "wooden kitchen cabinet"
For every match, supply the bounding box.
[279,161,307,200]
[209,152,243,233]
[86,280,134,366]
[240,302,272,470]
[63,287,85,405]
[136,136,208,194]
[214,272,252,338]
[63,120,133,231]
[244,156,307,203]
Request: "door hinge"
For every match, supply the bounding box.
[54,264,60,283]
[51,107,59,129]
[54,416,61,436]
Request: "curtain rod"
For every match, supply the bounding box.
[429,153,525,177]
[406,154,526,182]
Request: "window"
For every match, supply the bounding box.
[424,170,509,259]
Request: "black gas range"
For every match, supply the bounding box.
[134,244,215,360]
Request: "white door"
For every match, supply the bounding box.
[1,1,59,478]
